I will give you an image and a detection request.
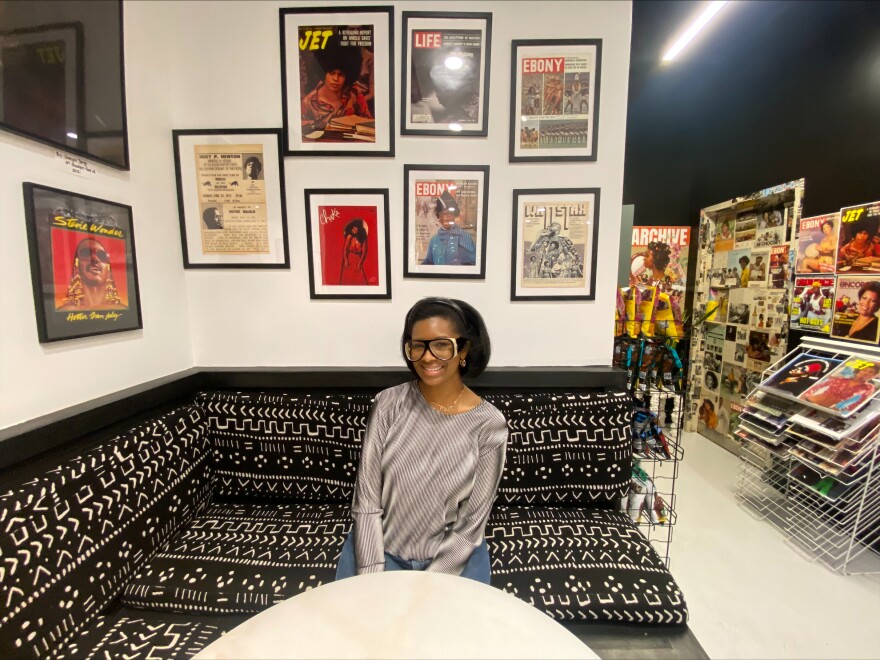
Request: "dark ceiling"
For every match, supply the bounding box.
[624,0,880,226]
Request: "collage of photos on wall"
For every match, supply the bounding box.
[686,179,804,438]
[688,186,880,442]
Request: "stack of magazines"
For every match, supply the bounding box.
[739,351,880,500]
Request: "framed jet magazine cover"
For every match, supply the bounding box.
[304,189,391,299]
[403,164,489,279]
[173,128,290,269]
[511,188,600,301]
[509,39,602,162]
[401,11,492,137]
[280,6,394,157]
[23,183,143,343]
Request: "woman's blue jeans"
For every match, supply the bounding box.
[335,531,491,584]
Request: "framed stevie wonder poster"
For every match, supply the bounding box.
[173,128,290,268]
[23,182,143,343]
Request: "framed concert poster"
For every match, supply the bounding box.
[23,182,143,343]
[401,11,492,137]
[403,164,489,279]
[304,189,391,299]
[511,188,600,301]
[280,6,394,157]
[509,39,602,163]
[173,128,290,269]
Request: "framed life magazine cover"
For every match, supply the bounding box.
[509,39,602,162]
[280,6,394,157]
[304,189,392,299]
[23,183,143,343]
[403,164,489,279]
[511,188,600,301]
[401,11,492,137]
[173,128,290,269]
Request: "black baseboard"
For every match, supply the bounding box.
[0,366,627,474]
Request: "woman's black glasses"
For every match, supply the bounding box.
[404,338,465,362]
[77,246,110,264]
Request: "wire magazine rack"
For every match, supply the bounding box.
[629,387,685,569]
[735,336,880,575]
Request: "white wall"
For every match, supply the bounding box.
[0,0,631,430]
[0,2,194,429]
[166,0,632,368]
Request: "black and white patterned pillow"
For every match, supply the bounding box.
[198,391,374,503]
[0,406,213,657]
[484,392,633,505]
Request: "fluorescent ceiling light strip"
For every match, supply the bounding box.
[663,0,729,62]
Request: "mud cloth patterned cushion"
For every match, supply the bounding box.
[483,392,632,505]
[121,502,351,614]
[0,406,213,658]
[487,506,688,624]
[57,614,226,660]
[199,392,373,503]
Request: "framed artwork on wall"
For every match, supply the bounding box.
[403,164,489,279]
[280,6,394,157]
[0,23,85,162]
[510,188,601,301]
[172,128,290,269]
[304,188,392,299]
[400,11,492,137]
[509,38,602,163]
[23,182,143,343]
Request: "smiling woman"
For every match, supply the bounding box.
[334,296,508,584]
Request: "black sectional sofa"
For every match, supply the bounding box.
[0,368,688,659]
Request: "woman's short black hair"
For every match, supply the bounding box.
[401,296,491,378]
[821,220,834,232]
[858,280,880,302]
[739,255,750,266]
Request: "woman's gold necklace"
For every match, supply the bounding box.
[423,384,466,413]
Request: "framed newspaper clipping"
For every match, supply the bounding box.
[511,188,600,301]
[401,11,492,137]
[509,39,602,163]
[173,128,290,269]
[23,182,143,343]
[280,6,394,157]
[304,188,392,300]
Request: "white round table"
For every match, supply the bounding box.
[195,571,599,659]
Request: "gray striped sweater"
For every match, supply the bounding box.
[352,381,508,576]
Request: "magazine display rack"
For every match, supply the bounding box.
[627,387,685,568]
[734,336,880,575]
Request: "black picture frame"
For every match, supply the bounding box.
[304,188,392,300]
[280,5,395,157]
[172,128,290,269]
[509,38,602,163]
[23,182,143,342]
[400,11,492,137]
[0,1,130,170]
[403,164,490,279]
[510,187,601,301]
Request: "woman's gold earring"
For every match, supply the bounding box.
[460,358,466,367]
